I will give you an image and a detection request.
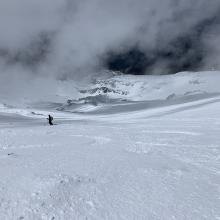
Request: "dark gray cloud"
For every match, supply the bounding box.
[0,0,220,79]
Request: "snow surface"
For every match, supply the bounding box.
[0,71,220,219]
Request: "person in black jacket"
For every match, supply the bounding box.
[47,114,54,125]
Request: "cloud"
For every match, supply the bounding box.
[0,0,220,80]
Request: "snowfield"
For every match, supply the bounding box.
[0,71,220,219]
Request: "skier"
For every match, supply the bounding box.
[47,114,54,125]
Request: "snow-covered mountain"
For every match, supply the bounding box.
[1,0,220,218]
[54,71,220,114]
[0,71,220,219]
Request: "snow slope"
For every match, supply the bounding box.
[0,71,220,219]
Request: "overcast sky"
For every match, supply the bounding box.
[0,0,220,85]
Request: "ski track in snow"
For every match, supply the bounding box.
[0,72,220,219]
